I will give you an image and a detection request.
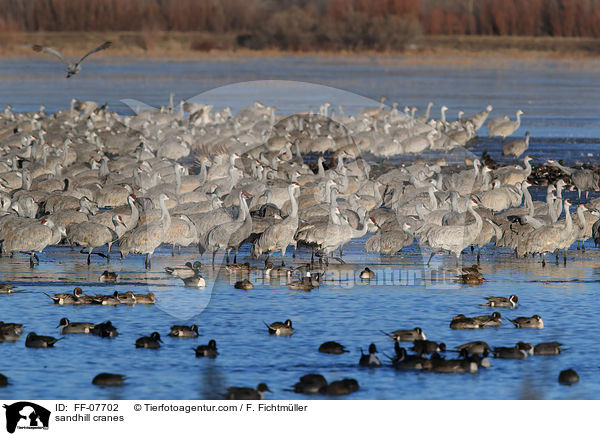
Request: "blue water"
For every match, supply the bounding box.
[0,241,598,399]
[0,56,599,399]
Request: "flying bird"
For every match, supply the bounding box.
[32,41,112,77]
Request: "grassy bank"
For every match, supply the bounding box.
[1,32,599,62]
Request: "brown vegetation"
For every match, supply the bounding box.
[1,0,598,53]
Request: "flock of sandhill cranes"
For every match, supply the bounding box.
[0,91,599,276]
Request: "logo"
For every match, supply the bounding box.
[3,402,50,433]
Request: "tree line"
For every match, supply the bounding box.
[1,0,598,51]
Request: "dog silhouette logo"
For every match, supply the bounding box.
[3,402,50,433]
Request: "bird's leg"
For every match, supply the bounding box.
[541,254,546,267]
[563,249,567,265]
[281,248,286,267]
[87,247,92,265]
[340,245,343,257]
[171,244,175,256]
[477,246,481,264]
[29,252,35,268]
[226,249,230,265]
[427,252,435,266]
[470,245,474,253]
[555,251,559,265]
[178,246,181,255]
[234,249,238,264]
[582,242,586,253]
[212,251,216,269]
[577,241,580,250]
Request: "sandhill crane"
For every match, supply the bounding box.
[164,215,198,255]
[472,218,503,262]
[415,102,434,123]
[464,105,492,131]
[2,219,64,267]
[502,131,530,158]
[320,208,370,262]
[573,204,597,251]
[546,159,600,198]
[32,41,112,78]
[252,183,300,265]
[295,185,343,261]
[90,194,139,230]
[519,199,574,265]
[202,191,249,266]
[494,155,533,186]
[478,180,522,212]
[119,193,171,269]
[488,109,523,138]
[67,215,126,264]
[226,192,253,263]
[365,222,413,255]
[420,198,483,265]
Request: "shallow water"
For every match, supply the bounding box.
[1,240,599,400]
[1,56,599,399]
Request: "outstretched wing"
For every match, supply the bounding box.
[32,44,68,65]
[77,41,112,64]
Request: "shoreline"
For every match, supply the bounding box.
[1,33,599,67]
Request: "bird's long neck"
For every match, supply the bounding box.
[577,206,586,230]
[555,190,563,218]
[317,159,325,177]
[294,141,303,164]
[548,196,558,223]
[288,186,298,219]
[523,185,534,215]
[481,170,491,191]
[159,197,171,229]
[450,193,459,212]
[428,187,437,210]
[523,159,532,177]
[199,160,208,184]
[564,201,572,232]
[468,202,483,233]
[336,154,344,172]
[353,213,369,238]
[329,189,339,224]
[128,197,139,228]
[372,183,381,205]
[237,192,246,222]
[554,162,573,175]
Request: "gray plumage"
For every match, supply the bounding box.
[33,41,112,78]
